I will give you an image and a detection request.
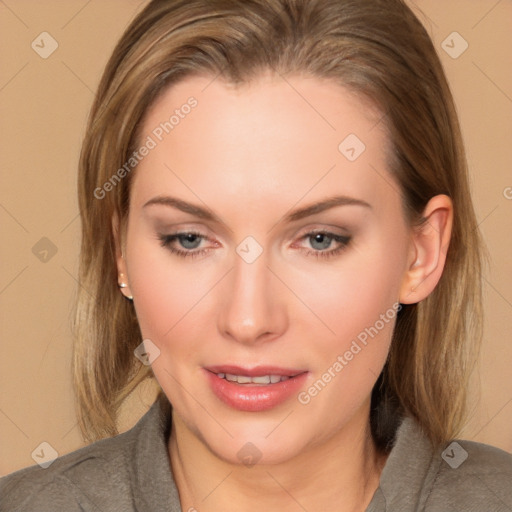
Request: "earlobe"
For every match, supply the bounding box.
[399,194,453,304]
[118,273,134,300]
[112,212,134,301]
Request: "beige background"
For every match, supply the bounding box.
[1,0,511,476]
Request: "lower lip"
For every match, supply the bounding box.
[205,370,308,412]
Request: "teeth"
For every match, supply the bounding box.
[252,375,271,384]
[217,373,291,384]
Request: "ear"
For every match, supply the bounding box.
[399,194,453,304]
[112,211,133,300]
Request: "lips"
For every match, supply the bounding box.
[204,365,308,412]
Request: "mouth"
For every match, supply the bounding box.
[204,365,308,411]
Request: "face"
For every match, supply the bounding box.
[118,72,414,465]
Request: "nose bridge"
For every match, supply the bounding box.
[218,245,286,344]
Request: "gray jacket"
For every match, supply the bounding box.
[1,394,511,511]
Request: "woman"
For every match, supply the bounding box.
[1,0,511,510]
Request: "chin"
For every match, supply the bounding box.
[212,434,307,468]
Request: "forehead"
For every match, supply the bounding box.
[130,73,394,217]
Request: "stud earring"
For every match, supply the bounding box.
[118,274,133,300]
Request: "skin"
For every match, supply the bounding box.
[114,71,453,512]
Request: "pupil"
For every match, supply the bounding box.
[311,233,331,250]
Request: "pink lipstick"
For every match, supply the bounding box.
[204,365,308,412]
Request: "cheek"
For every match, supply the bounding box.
[289,229,406,410]
[125,229,223,371]
[125,231,191,338]
[294,261,401,426]
[292,239,405,345]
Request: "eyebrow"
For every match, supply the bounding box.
[143,196,224,224]
[283,195,371,222]
[143,194,371,224]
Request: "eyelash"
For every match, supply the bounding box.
[158,231,212,260]
[158,230,351,260]
[294,230,352,259]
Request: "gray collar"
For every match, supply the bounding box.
[366,416,440,511]
[130,396,438,512]
[130,393,181,511]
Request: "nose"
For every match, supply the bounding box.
[217,246,288,346]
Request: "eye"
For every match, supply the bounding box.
[158,231,211,259]
[308,232,333,250]
[157,229,351,260]
[173,233,202,249]
[296,230,351,259]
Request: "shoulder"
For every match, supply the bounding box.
[424,437,512,510]
[0,427,136,512]
[375,417,512,511]
[0,395,175,512]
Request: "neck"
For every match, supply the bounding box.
[168,403,388,512]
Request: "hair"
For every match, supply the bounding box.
[73,0,483,448]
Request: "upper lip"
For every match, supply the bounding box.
[205,365,306,377]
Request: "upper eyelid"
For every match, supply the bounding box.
[296,227,349,237]
[163,226,348,237]
[162,231,213,246]
[147,203,364,231]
